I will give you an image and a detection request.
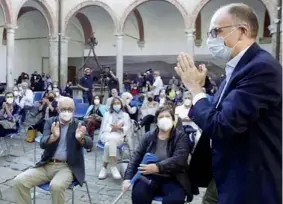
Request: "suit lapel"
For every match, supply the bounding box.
[215,43,261,106]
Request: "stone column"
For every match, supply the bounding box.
[269,23,282,62]
[185,28,195,56]
[49,37,58,82]
[60,36,69,87]
[6,25,17,89]
[115,33,124,91]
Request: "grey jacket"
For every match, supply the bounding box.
[35,116,93,186]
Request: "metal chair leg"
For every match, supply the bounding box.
[20,135,26,153]
[84,181,92,204]
[34,140,37,164]
[72,188,74,204]
[94,145,97,171]
[33,187,36,204]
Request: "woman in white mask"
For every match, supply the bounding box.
[0,92,21,135]
[84,95,107,152]
[122,106,194,204]
[98,97,131,180]
[12,87,21,108]
[53,88,62,101]
[175,92,201,146]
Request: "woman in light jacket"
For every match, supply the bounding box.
[98,97,131,180]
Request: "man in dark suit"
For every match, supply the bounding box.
[13,97,93,204]
[176,3,282,204]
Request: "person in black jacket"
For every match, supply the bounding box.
[122,106,194,204]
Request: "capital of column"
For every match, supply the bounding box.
[5,24,18,33]
[185,28,195,37]
[115,33,124,38]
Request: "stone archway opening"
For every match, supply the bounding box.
[64,1,118,86]
[118,0,190,84]
[14,0,52,79]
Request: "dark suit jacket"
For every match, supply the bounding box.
[35,117,93,186]
[189,43,282,204]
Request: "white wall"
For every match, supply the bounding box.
[196,0,272,55]
[14,11,49,79]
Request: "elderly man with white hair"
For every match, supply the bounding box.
[18,81,34,122]
[13,97,93,204]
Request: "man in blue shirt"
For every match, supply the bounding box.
[78,68,93,104]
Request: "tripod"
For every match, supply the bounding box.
[77,36,107,98]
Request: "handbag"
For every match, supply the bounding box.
[26,127,37,143]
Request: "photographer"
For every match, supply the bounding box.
[104,67,119,96]
[78,68,93,104]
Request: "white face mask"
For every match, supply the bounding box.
[184,99,192,106]
[53,85,58,88]
[113,105,121,112]
[206,28,239,61]
[126,99,131,105]
[94,99,100,105]
[6,98,14,104]
[157,117,173,132]
[55,92,60,97]
[60,111,73,122]
[18,87,23,91]
[14,91,19,97]
[47,87,52,91]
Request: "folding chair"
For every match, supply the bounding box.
[74,98,83,104]
[33,180,92,204]
[94,139,130,170]
[74,103,89,119]
[0,117,26,155]
[33,92,44,103]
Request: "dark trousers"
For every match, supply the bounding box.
[132,175,186,204]
[140,115,154,132]
[31,118,45,133]
[83,91,92,104]
[202,180,218,204]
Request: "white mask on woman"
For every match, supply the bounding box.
[6,98,14,104]
[157,117,173,132]
[13,91,19,97]
[60,111,73,122]
[94,99,100,105]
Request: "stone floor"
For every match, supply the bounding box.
[0,115,206,204]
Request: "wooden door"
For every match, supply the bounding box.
[68,66,76,84]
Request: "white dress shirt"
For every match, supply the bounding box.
[193,47,250,106]
[20,89,34,107]
[152,76,164,96]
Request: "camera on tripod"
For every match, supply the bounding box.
[89,36,98,46]
[101,66,111,79]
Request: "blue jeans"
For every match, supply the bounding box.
[132,175,186,204]
[83,91,92,104]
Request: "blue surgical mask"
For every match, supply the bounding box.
[207,29,239,61]
[113,105,121,112]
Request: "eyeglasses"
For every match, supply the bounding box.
[207,24,245,38]
[60,108,74,112]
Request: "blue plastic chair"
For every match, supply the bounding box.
[33,180,92,204]
[94,139,130,170]
[74,103,89,119]
[0,116,25,155]
[74,98,83,104]
[33,136,92,204]
[33,92,44,103]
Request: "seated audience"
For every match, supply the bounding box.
[13,86,21,107]
[19,82,34,122]
[106,88,119,110]
[158,89,167,107]
[85,95,106,152]
[13,97,93,204]
[122,106,193,204]
[29,92,58,134]
[130,84,140,96]
[165,101,183,130]
[139,93,159,133]
[98,97,131,180]
[121,92,139,122]
[63,82,73,97]
[0,92,21,135]
[53,88,63,101]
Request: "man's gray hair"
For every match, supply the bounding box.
[183,91,192,99]
[222,3,259,38]
[58,97,75,108]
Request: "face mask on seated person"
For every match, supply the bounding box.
[13,91,19,97]
[6,97,14,104]
[48,97,54,102]
[60,111,73,121]
[148,97,153,102]
[113,105,121,112]
[94,99,100,105]
[157,117,173,132]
